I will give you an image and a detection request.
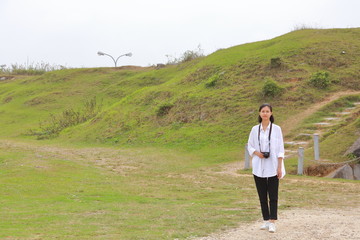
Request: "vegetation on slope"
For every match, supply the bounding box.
[1,28,360,159]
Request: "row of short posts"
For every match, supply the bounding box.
[244,134,320,175]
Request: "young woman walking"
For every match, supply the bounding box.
[247,103,285,233]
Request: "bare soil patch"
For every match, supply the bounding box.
[194,207,360,240]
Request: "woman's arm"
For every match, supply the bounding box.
[277,126,285,178]
[277,126,285,159]
[277,157,283,179]
[248,127,264,158]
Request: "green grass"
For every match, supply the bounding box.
[0,29,359,148]
[59,28,360,152]
[0,141,255,239]
[0,140,359,239]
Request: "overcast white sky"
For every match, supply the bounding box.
[1,0,359,68]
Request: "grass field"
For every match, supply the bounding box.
[1,139,359,239]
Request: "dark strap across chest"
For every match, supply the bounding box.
[258,122,272,152]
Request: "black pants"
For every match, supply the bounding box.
[253,175,279,220]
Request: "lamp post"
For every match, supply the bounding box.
[97,51,132,67]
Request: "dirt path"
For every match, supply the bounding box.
[0,139,143,175]
[281,90,360,136]
[193,207,360,240]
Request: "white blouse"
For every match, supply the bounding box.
[247,123,286,178]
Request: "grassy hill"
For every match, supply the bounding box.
[1,28,360,162]
[1,28,360,239]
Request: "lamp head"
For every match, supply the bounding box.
[97,51,105,56]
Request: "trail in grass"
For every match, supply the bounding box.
[193,206,360,240]
[281,90,360,136]
[0,139,141,175]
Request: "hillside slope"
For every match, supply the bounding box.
[1,28,360,163]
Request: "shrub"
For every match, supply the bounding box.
[166,45,204,65]
[309,71,331,89]
[156,103,174,117]
[181,48,204,62]
[270,57,281,68]
[291,23,322,31]
[205,74,219,88]
[30,97,102,139]
[0,62,67,75]
[262,78,283,97]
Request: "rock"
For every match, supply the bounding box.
[353,164,360,180]
[344,137,360,157]
[156,63,166,69]
[328,164,354,180]
[0,76,14,81]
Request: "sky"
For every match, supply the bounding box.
[1,0,360,68]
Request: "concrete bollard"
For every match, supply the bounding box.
[244,144,250,170]
[313,134,320,161]
[298,147,304,175]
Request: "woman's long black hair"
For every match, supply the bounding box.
[258,103,275,123]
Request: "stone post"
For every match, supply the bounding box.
[297,147,304,175]
[244,144,250,170]
[313,134,320,160]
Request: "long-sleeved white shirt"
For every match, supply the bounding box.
[247,123,286,178]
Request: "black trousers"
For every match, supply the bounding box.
[253,175,279,220]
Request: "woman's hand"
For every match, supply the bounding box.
[255,151,264,158]
[277,166,282,179]
[277,157,283,179]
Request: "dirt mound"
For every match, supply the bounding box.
[116,65,153,70]
[304,164,340,177]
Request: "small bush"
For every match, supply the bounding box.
[262,78,283,97]
[270,57,281,68]
[166,45,204,65]
[205,74,220,88]
[181,48,203,62]
[0,62,67,75]
[309,71,331,89]
[156,103,174,117]
[30,97,102,139]
[291,23,322,31]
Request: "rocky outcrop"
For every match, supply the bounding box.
[344,137,360,157]
[0,76,14,81]
[156,63,166,69]
[327,164,360,180]
[353,164,360,180]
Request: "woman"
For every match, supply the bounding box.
[247,103,285,233]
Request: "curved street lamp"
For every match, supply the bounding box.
[97,51,132,67]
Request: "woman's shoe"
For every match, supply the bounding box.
[268,222,276,233]
[260,221,269,230]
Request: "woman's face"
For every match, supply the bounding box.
[259,106,272,121]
